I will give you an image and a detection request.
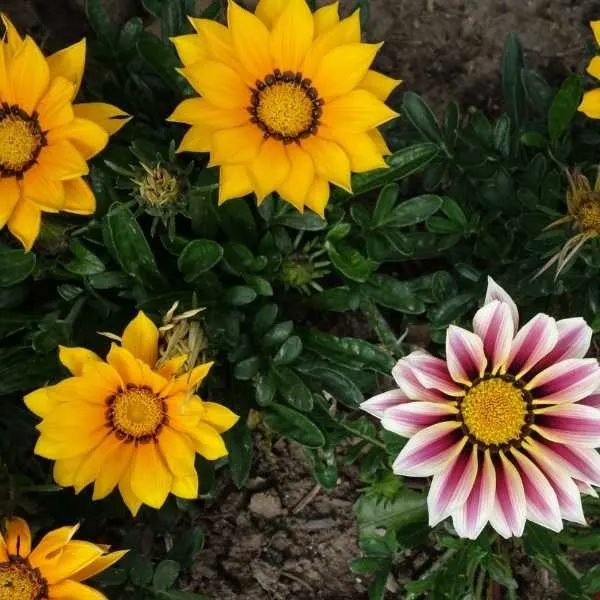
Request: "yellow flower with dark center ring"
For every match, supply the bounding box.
[0,14,130,250]
[168,0,400,215]
[0,517,126,600]
[579,21,600,118]
[24,312,238,516]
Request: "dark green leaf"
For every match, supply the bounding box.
[305,447,338,491]
[494,114,511,156]
[137,31,181,93]
[224,421,253,489]
[88,271,131,289]
[326,242,372,283]
[582,565,600,593]
[157,592,208,600]
[224,286,257,306]
[501,33,525,125]
[245,275,273,296]
[178,240,224,282]
[119,17,143,53]
[261,321,293,349]
[129,553,154,586]
[0,351,58,394]
[372,183,400,228]
[64,240,105,276]
[263,404,325,447]
[402,91,444,143]
[0,249,35,287]
[374,194,443,229]
[252,304,279,337]
[522,68,553,114]
[86,0,118,45]
[152,560,180,592]
[350,558,384,575]
[548,74,583,143]
[311,367,363,407]
[166,527,204,568]
[309,287,360,312]
[273,336,303,365]
[234,356,261,380]
[272,366,313,411]
[255,369,277,406]
[273,211,327,231]
[485,555,517,590]
[362,274,426,314]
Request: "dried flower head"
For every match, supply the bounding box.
[134,162,180,208]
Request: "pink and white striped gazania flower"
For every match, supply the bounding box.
[362,277,600,539]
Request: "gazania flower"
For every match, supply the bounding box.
[24,312,238,516]
[362,277,600,539]
[579,21,600,118]
[0,517,126,600]
[0,14,130,250]
[168,0,399,215]
[535,168,600,278]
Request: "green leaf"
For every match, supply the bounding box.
[252,304,279,337]
[0,351,58,394]
[548,74,583,143]
[372,183,399,228]
[350,558,384,575]
[224,421,253,489]
[64,240,105,276]
[217,198,258,245]
[309,287,360,312]
[402,92,444,143]
[234,356,261,380]
[166,527,204,568]
[311,367,363,407]
[119,17,143,53]
[157,592,208,600]
[273,211,327,231]
[178,240,224,282]
[245,275,273,296]
[352,143,440,195]
[86,0,118,45]
[362,274,426,314]
[485,555,517,590]
[255,369,277,406]
[272,366,313,411]
[305,447,338,491]
[582,565,600,593]
[326,242,372,283]
[103,204,165,289]
[263,404,325,447]
[522,68,553,114]
[0,249,35,287]
[272,336,303,365]
[494,114,511,156]
[261,321,293,349]
[129,553,154,586]
[373,194,443,229]
[137,31,181,93]
[501,33,525,126]
[152,560,180,592]
[224,286,257,306]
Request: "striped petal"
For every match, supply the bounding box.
[511,449,562,532]
[382,401,458,438]
[392,422,465,477]
[452,450,496,539]
[392,359,450,402]
[405,351,464,396]
[580,392,600,409]
[484,276,519,330]
[506,314,558,379]
[533,403,600,447]
[428,445,478,526]
[473,300,514,374]
[489,453,526,538]
[445,325,487,386]
[575,480,598,497]
[527,358,600,404]
[360,389,409,419]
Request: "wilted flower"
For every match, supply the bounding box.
[134,162,181,208]
[168,0,399,215]
[0,15,130,250]
[0,517,126,599]
[362,277,600,539]
[25,311,238,516]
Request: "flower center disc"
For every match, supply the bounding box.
[0,105,45,177]
[108,386,166,440]
[460,378,527,446]
[577,197,600,233]
[248,70,324,143]
[0,559,46,600]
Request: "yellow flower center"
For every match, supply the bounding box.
[576,197,600,234]
[107,385,167,442]
[248,70,324,143]
[460,378,527,446]
[0,105,45,177]
[0,558,47,600]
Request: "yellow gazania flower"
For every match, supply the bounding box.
[579,21,600,118]
[0,517,126,600]
[168,0,400,215]
[24,312,238,516]
[0,14,130,250]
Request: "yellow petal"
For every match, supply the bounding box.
[130,443,173,509]
[249,138,290,201]
[7,199,41,251]
[1,14,23,56]
[314,2,340,35]
[157,355,188,379]
[0,44,11,110]
[21,164,65,212]
[62,177,96,215]
[53,456,85,487]
[157,426,196,476]
[71,550,128,583]
[312,42,381,99]
[188,422,228,460]
[188,18,242,76]
[578,88,600,119]
[47,372,116,407]
[9,36,49,113]
[319,127,387,172]
[170,33,207,66]
[592,21,600,46]
[302,135,351,192]
[37,76,75,131]
[48,117,109,160]
[322,89,398,132]
[171,471,199,499]
[369,128,391,155]
[202,402,239,433]
[29,524,80,569]
[276,143,314,210]
[0,535,6,562]
[118,464,143,516]
[106,344,143,385]
[47,579,108,600]
[0,177,20,228]
[93,442,134,500]
[179,60,248,109]
[177,125,212,153]
[37,140,89,180]
[360,69,402,101]
[219,164,253,204]
[73,434,124,494]
[37,401,106,437]
[36,428,104,460]
[228,1,273,80]
[59,346,102,376]
[121,311,159,367]
[171,362,214,394]
[24,387,55,417]
[73,102,131,135]
[587,56,600,81]
[47,39,86,98]
[255,0,287,28]
[270,0,314,72]
[168,97,248,129]
[5,518,31,558]
[211,124,263,164]
[44,541,104,584]
[304,176,329,217]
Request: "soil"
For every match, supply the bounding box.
[2,0,600,598]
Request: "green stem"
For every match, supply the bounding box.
[474,568,486,600]
[337,420,387,450]
[360,297,403,358]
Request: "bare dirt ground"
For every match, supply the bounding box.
[1,0,599,598]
